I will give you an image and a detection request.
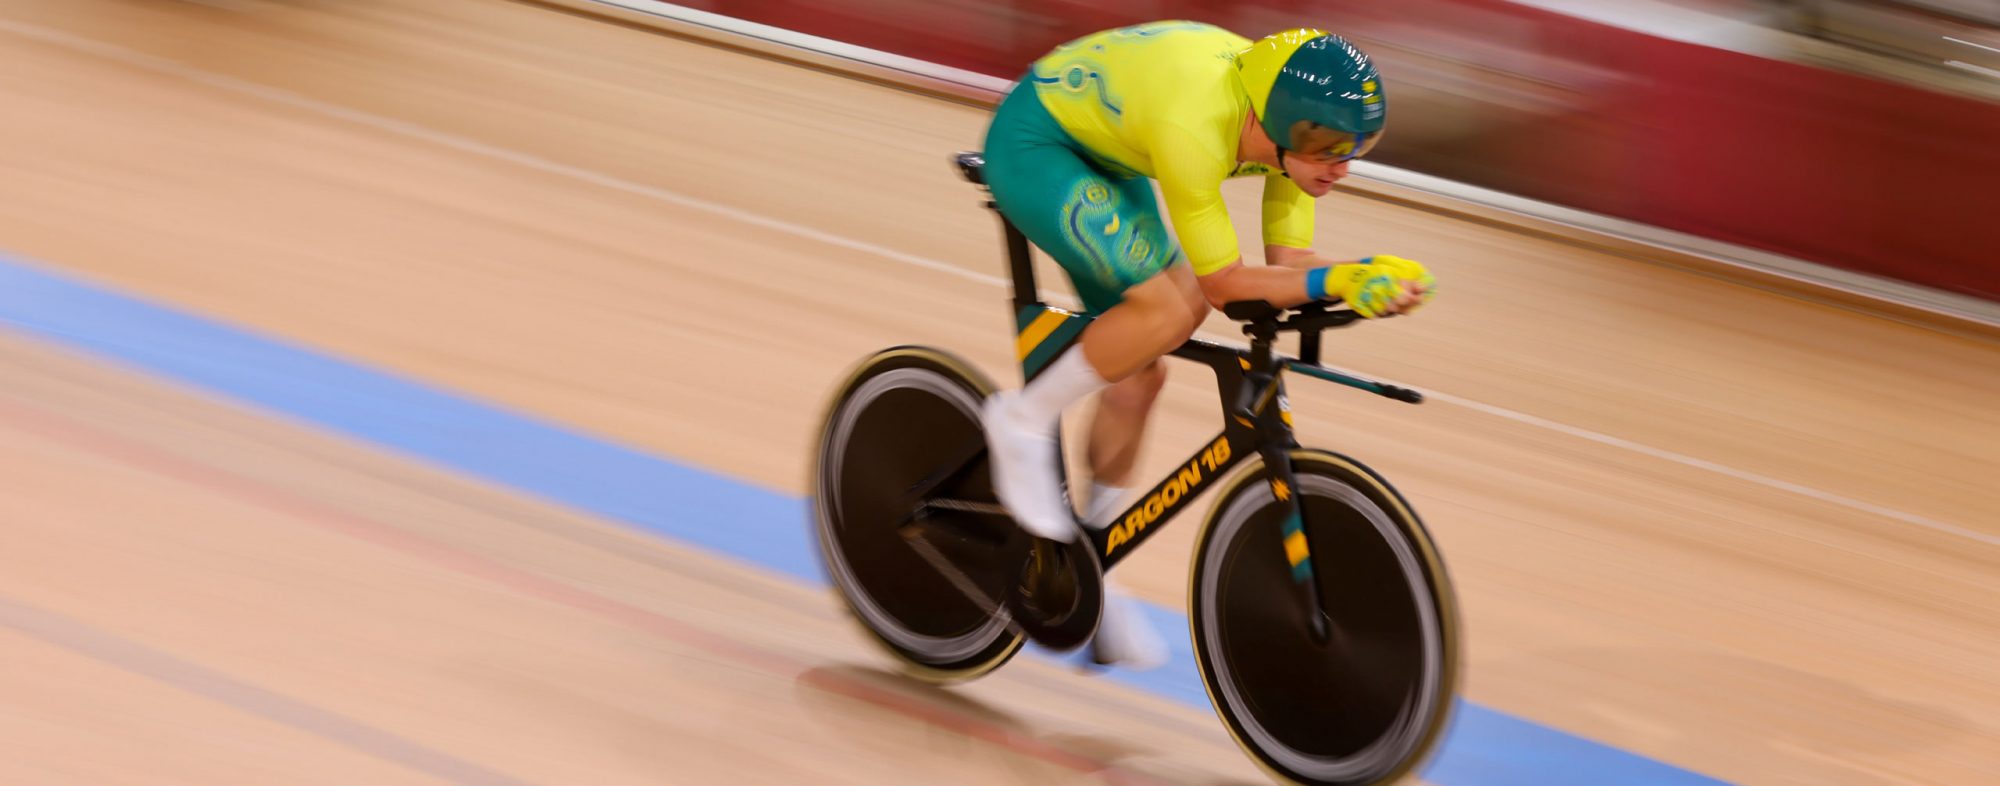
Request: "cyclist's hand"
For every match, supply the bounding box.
[1370,255,1437,315]
[1325,255,1436,318]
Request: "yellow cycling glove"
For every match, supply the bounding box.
[1309,255,1437,318]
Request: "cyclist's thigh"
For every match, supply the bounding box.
[983,88,1179,314]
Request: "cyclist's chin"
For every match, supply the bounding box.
[1296,178,1337,197]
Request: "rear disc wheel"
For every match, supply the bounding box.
[811,347,1024,682]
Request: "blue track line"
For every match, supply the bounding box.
[0,253,1730,786]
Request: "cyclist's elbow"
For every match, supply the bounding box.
[1198,281,1241,310]
[1195,261,1248,308]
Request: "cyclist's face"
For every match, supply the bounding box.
[1283,154,1351,197]
[1282,126,1375,196]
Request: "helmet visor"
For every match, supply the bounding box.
[1287,122,1382,162]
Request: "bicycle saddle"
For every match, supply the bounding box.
[954,152,986,185]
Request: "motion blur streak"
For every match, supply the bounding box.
[0,14,1973,551]
[0,251,1733,786]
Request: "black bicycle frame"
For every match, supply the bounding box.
[956,151,1422,641]
[1005,249,1305,573]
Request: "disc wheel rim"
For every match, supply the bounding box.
[1198,472,1447,783]
[817,363,1015,668]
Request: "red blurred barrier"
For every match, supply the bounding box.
[700,0,2000,299]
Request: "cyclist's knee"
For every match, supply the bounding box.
[1161,265,1207,343]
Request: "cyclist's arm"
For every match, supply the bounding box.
[1192,172,1431,315]
[1265,245,1319,269]
[1261,176,1317,269]
[1194,259,1317,308]
[1151,127,1319,308]
[1156,182,1319,307]
[1267,245,1373,269]
[1152,193,1320,306]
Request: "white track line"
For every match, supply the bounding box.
[1421,391,1998,546]
[3,18,1989,548]
[562,0,1014,94]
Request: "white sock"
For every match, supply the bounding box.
[1012,347,1110,430]
[1093,580,1168,671]
[981,347,1112,544]
[1085,481,1130,529]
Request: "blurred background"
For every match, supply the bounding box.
[570,0,2000,299]
[0,0,1993,784]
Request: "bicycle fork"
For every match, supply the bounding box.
[1256,439,1335,646]
[1240,360,1337,647]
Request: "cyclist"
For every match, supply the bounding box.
[978,22,1436,669]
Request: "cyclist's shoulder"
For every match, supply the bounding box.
[1042,21,1248,63]
[1108,20,1247,44]
[1059,23,1244,118]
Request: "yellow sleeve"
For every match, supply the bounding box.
[1260,175,1315,250]
[1150,125,1241,276]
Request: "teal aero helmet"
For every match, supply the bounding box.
[1235,29,1385,160]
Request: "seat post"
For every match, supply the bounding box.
[999,218,1040,312]
[1244,321,1278,372]
[956,151,1042,313]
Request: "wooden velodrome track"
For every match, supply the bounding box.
[0,1,1994,783]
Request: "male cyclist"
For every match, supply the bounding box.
[978,22,1436,669]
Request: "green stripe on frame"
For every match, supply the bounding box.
[1021,313,1088,377]
[1016,304,1044,334]
[1290,558,1313,583]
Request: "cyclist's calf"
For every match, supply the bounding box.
[1087,359,1167,488]
[1101,360,1167,411]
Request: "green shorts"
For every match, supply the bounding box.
[981,79,1182,314]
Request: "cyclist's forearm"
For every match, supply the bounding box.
[1196,262,1314,309]
[1264,244,1320,269]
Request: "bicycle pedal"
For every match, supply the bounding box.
[1003,537,1103,652]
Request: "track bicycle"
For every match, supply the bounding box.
[808,151,1460,785]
